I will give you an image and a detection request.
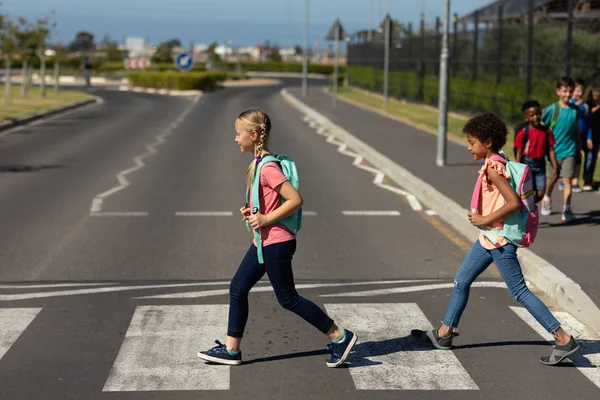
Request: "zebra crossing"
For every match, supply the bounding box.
[1,302,598,394]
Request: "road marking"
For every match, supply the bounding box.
[324,303,479,390]
[175,211,233,216]
[89,94,201,213]
[342,210,401,216]
[302,210,318,216]
[0,308,42,360]
[134,280,436,300]
[425,210,438,216]
[511,307,600,389]
[0,282,230,302]
[103,305,229,391]
[320,281,507,297]
[90,212,148,217]
[0,283,117,289]
[407,195,423,211]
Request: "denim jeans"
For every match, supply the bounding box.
[583,144,600,184]
[443,240,561,333]
[523,157,547,192]
[227,240,335,338]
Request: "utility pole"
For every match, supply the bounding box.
[436,0,451,167]
[302,0,309,97]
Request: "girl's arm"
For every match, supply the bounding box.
[469,167,520,227]
[247,181,303,229]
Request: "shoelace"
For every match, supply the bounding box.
[212,339,226,351]
[326,343,339,359]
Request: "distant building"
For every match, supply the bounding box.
[124,37,152,57]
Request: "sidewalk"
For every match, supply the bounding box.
[287,85,600,310]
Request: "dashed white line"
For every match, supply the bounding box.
[90,212,149,217]
[89,94,201,213]
[407,194,423,211]
[175,211,233,216]
[302,210,318,216]
[426,210,438,216]
[342,210,401,216]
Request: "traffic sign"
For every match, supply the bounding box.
[124,57,151,70]
[175,52,195,72]
[325,19,348,42]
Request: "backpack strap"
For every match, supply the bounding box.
[550,101,561,129]
[246,155,279,264]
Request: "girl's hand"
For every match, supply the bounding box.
[240,206,251,221]
[468,212,488,227]
[247,212,269,229]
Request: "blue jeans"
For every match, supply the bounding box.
[227,240,334,338]
[523,157,546,192]
[443,241,561,333]
[583,143,599,184]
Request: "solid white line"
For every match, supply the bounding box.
[407,194,423,211]
[0,282,231,302]
[302,210,318,216]
[320,281,507,297]
[0,308,42,360]
[90,212,148,217]
[134,280,437,300]
[342,210,401,216]
[103,305,229,391]
[426,210,438,216]
[0,283,117,289]
[89,95,201,212]
[175,211,233,217]
[511,307,600,389]
[324,303,479,390]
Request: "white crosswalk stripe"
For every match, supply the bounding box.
[511,306,600,390]
[324,303,479,390]
[0,308,42,361]
[102,305,229,392]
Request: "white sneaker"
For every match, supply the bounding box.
[541,198,552,216]
[572,185,583,193]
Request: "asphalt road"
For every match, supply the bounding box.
[0,82,598,399]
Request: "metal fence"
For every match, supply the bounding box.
[347,1,600,121]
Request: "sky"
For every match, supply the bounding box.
[1,0,493,48]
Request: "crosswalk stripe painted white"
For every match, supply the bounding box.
[324,303,479,390]
[103,305,229,392]
[342,210,401,216]
[0,308,42,360]
[510,306,600,389]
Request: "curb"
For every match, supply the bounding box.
[246,71,329,79]
[118,85,203,97]
[281,88,600,336]
[0,97,100,134]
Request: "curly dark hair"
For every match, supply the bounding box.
[462,112,508,152]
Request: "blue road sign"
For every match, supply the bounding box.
[174,52,195,72]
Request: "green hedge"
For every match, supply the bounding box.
[347,65,558,122]
[127,71,228,90]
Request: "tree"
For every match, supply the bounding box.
[207,41,221,62]
[294,44,303,55]
[268,44,282,62]
[69,31,94,53]
[151,38,180,63]
[100,34,123,62]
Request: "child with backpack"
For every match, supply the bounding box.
[197,108,357,367]
[540,76,581,222]
[570,78,590,193]
[583,85,600,191]
[514,100,559,203]
[411,112,579,365]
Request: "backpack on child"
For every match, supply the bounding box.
[246,154,303,263]
[512,102,560,158]
[470,151,539,248]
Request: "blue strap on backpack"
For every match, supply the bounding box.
[245,154,302,263]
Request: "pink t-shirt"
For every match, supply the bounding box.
[478,158,510,250]
[250,162,296,247]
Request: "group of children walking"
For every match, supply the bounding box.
[514,76,600,222]
[197,97,582,370]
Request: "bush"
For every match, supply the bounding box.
[347,65,558,123]
[127,71,228,91]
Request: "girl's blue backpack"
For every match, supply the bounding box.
[245,154,302,263]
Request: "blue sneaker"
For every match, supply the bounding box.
[197,340,242,366]
[326,329,358,368]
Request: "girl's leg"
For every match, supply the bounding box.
[489,244,569,343]
[226,244,266,351]
[439,240,494,336]
[263,240,335,335]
